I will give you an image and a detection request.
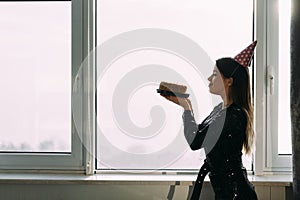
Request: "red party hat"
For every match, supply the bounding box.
[234,41,257,67]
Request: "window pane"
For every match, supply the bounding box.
[97,0,253,170]
[0,2,71,152]
[278,0,292,154]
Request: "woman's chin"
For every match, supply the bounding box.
[209,89,219,95]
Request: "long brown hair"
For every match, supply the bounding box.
[216,57,254,155]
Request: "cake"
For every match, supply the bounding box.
[157,81,189,98]
[159,82,187,93]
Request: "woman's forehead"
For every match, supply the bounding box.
[213,65,219,72]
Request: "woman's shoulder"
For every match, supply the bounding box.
[228,103,243,111]
[211,102,245,119]
[212,103,223,112]
[227,103,246,120]
[212,102,243,113]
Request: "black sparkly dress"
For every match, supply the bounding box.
[183,103,258,200]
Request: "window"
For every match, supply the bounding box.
[255,0,292,173]
[0,2,71,153]
[0,0,85,170]
[1,0,289,174]
[266,0,291,170]
[96,0,254,171]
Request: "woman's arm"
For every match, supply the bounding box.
[183,110,209,150]
[160,95,209,150]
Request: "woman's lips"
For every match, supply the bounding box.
[208,83,212,87]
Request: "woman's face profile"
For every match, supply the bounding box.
[207,66,226,96]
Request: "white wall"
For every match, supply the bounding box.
[0,182,292,200]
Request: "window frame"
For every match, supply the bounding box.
[254,0,292,174]
[0,0,95,172]
[94,0,255,173]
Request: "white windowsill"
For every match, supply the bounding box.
[0,173,292,187]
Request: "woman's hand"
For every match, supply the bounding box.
[160,94,193,111]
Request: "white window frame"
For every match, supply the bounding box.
[0,0,95,172]
[254,0,292,174]
[94,0,255,174]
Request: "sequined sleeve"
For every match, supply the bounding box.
[182,110,210,150]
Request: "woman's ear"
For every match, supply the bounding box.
[227,77,233,87]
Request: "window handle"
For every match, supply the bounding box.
[268,65,274,95]
[270,75,274,95]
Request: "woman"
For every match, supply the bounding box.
[161,42,258,200]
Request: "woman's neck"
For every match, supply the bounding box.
[221,96,233,109]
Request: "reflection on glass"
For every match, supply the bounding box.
[0,2,71,152]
